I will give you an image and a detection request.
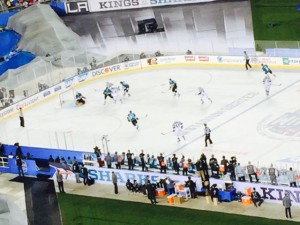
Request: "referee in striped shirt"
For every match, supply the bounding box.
[204,123,213,147]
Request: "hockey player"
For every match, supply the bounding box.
[172,121,185,142]
[111,86,123,104]
[263,75,272,96]
[127,111,139,130]
[103,87,114,105]
[75,91,86,105]
[197,87,212,104]
[261,64,276,77]
[169,78,180,97]
[120,81,130,97]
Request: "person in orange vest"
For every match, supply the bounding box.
[115,152,122,169]
[158,153,166,173]
[182,160,189,176]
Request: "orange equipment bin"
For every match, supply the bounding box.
[245,187,251,196]
[241,196,252,205]
[219,165,225,172]
[176,184,184,191]
[167,194,176,204]
[155,188,166,197]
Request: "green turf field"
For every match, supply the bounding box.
[251,0,300,41]
[58,194,297,225]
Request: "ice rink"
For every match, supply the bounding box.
[1,65,300,168]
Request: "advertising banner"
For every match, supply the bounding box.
[82,166,203,191]
[210,178,300,205]
[88,0,218,12]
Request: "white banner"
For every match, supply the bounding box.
[87,0,218,12]
[210,178,300,205]
[85,166,203,191]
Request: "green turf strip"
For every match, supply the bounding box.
[57,194,297,225]
[251,0,300,41]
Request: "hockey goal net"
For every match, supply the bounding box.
[58,88,75,107]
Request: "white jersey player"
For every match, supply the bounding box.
[172,121,185,142]
[263,75,272,96]
[111,86,123,104]
[197,87,212,104]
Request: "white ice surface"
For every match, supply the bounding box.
[1,66,300,169]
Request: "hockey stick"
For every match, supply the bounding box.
[161,130,173,135]
[138,114,148,120]
[271,83,282,86]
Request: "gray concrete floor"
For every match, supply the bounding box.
[1,172,299,223]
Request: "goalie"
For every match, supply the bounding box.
[75,91,86,105]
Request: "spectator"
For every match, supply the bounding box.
[199,153,209,181]
[56,169,65,193]
[220,156,229,175]
[167,177,175,194]
[81,164,88,185]
[48,155,54,162]
[286,167,296,187]
[186,176,196,198]
[282,192,292,219]
[251,187,263,207]
[210,184,219,204]
[186,50,192,55]
[54,156,60,163]
[182,158,189,176]
[227,161,236,181]
[112,171,118,194]
[140,52,146,59]
[246,161,259,183]
[146,181,158,204]
[172,154,179,175]
[105,152,112,168]
[132,180,140,193]
[66,156,72,165]
[139,150,146,171]
[115,152,122,169]
[14,142,23,158]
[127,150,134,170]
[235,163,245,181]
[154,51,163,57]
[158,153,166,173]
[16,155,24,177]
[210,154,219,178]
[0,142,5,156]
[26,152,32,159]
[268,163,277,185]
[72,161,81,183]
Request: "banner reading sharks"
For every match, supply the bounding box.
[85,166,203,191]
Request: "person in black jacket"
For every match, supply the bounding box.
[251,188,264,207]
[186,176,196,198]
[81,164,88,185]
[16,156,24,177]
[126,150,134,170]
[210,184,219,203]
[72,161,81,183]
[14,142,23,158]
[0,142,5,156]
[146,181,158,204]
